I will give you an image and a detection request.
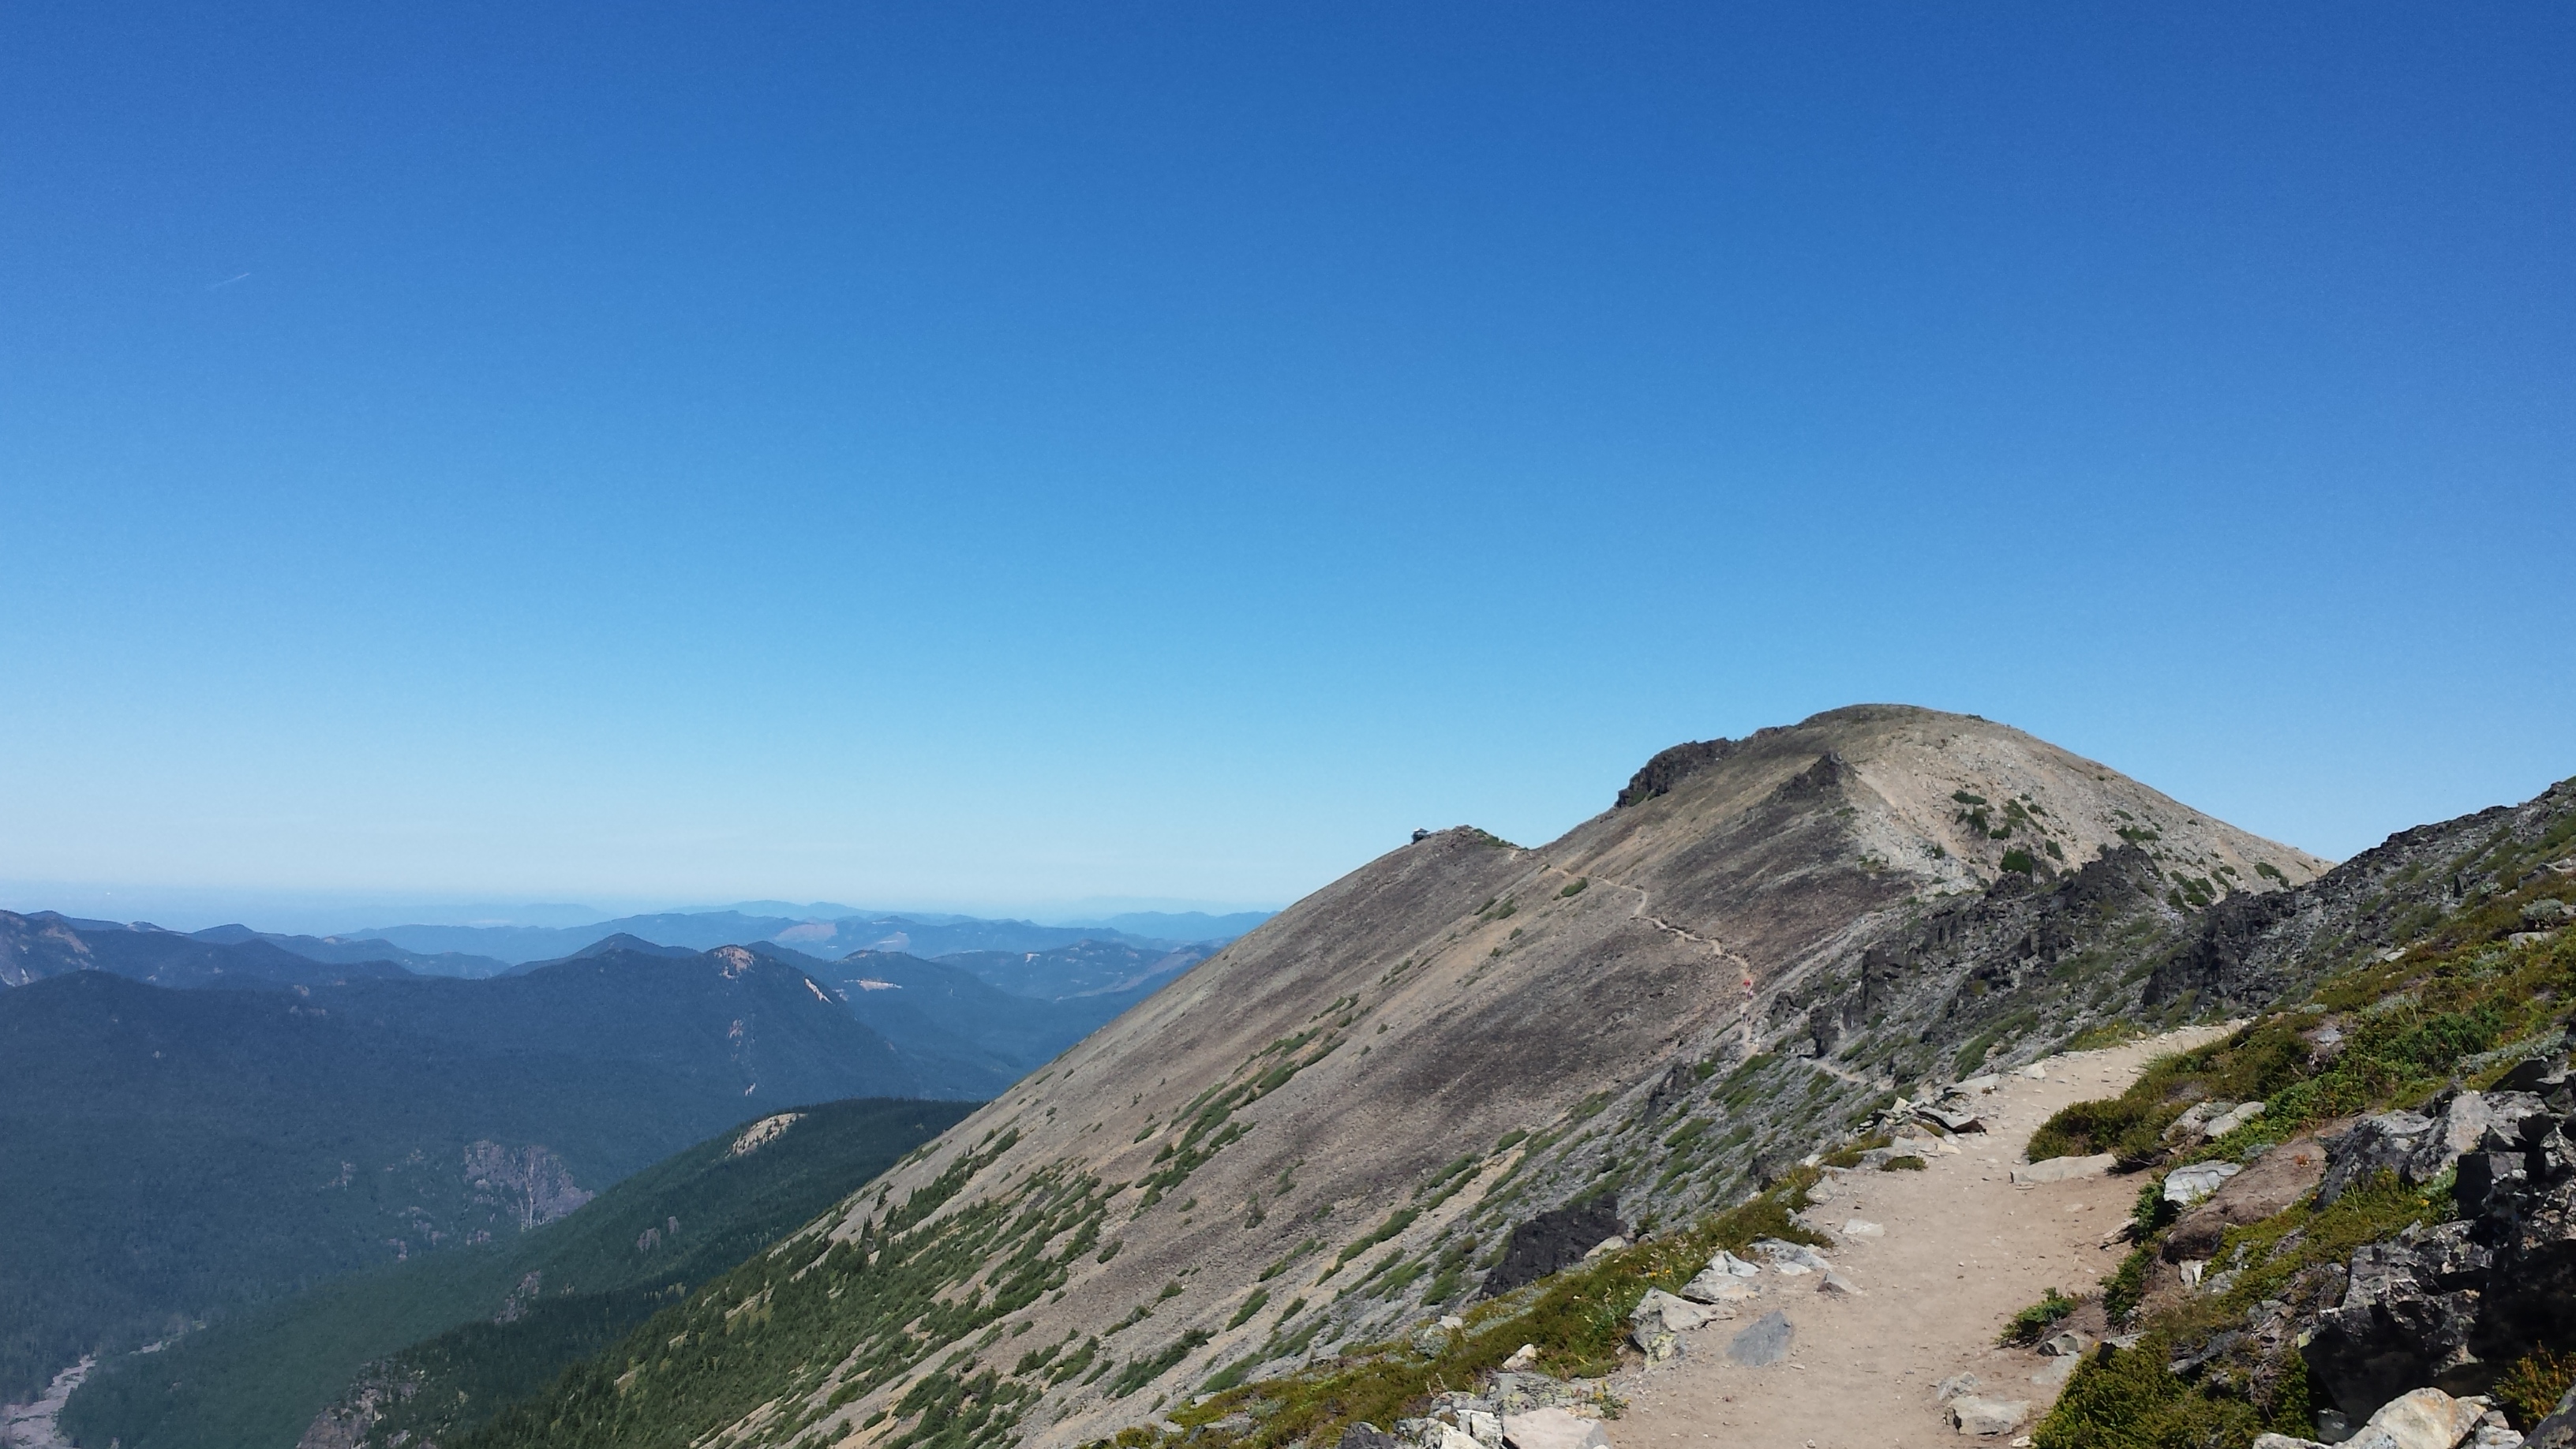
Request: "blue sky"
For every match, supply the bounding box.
[2,3,2570,926]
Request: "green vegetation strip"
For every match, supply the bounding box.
[2025,846,2576,1449]
[1130,1171,1830,1449]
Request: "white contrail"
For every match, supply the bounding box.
[208,272,251,290]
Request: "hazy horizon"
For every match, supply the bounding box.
[0,882,1284,939]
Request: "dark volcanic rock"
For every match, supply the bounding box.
[2148,779,2576,1009]
[2305,1223,2490,1409]
[2303,1104,2576,1417]
[2316,1112,2442,1208]
[1803,841,2182,1065]
[1484,1199,1626,1297]
[1616,738,1738,807]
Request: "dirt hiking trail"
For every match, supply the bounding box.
[1608,1025,2233,1449]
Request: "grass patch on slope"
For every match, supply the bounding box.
[1150,1170,1827,1449]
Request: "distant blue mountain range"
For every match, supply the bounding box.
[348,907,1267,972]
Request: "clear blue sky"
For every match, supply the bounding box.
[3,3,2570,926]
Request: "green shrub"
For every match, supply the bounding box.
[2035,1338,2307,1449]
[2027,1096,2166,1163]
[2102,1245,2154,1323]
[2499,1347,2576,1428]
[2001,1288,2077,1346]
[1885,1155,1926,1171]
[1559,878,1589,898]
[1108,1330,1212,1398]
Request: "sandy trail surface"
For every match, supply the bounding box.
[1607,1026,2233,1449]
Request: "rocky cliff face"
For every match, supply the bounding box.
[2147,783,2576,1011]
[461,705,2329,1449]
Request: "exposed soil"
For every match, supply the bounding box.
[1607,1026,2234,1449]
[2,1356,93,1449]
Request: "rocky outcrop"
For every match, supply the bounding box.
[2302,1066,2576,1416]
[2318,1093,2555,1208]
[462,1141,593,1230]
[2254,1385,2518,1449]
[1800,841,2191,1077]
[1484,1200,1625,1297]
[1393,1372,1620,1448]
[294,1365,419,1449]
[1616,738,1739,807]
[2149,780,2576,1010]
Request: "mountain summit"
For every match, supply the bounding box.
[464,706,2328,1448]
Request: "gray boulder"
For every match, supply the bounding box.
[2208,1102,2268,1138]
[2496,1057,2572,1103]
[2319,1095,2559,1210]
[2305,1224,2490,1411]
[1948,1396,2030,1436]
[1341,1424,1400,1449]
[1629,1287,1720,1335]
[2165,1161,2243,1208]
[1500,1407,1608,1449]
[2320,1112,2441,1206]
[1750,1238,1829,1273]
[2343,1387,2484,1449]
[1677,1268,1758,1305]
[1727,1310,1794,1366]
[2167,1100,2239,1144]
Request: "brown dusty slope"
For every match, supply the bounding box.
[736,706,2325,1447]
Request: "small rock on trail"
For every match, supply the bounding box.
[1728,1311,1795,1366]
